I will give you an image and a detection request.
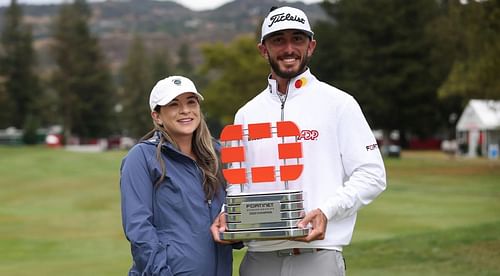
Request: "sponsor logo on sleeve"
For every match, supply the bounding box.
[366,143,379,151]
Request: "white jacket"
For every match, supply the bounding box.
[229,69,386,252]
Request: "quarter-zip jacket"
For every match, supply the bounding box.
[120,133,233,275]
[228,69,386,252]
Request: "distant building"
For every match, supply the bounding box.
[456,99,500,157]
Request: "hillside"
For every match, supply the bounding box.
[0,0,327,73]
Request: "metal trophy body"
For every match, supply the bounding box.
[219,121,309,241]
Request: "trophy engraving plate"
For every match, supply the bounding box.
[226,201,304,213]
[240,200,281,223]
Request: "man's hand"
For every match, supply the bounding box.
[210,212,235,244]
[294,208,328,242]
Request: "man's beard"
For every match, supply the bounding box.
[269,54,309,79]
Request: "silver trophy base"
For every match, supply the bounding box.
[220,228,309,241]
[221,189,309,241]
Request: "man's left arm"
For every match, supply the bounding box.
[319,96,387,221]
[297,96,386,241]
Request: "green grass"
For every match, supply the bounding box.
[0,146,128,275]
[344,151,500,275]
[0,147,499,275]
[344,221,500,275]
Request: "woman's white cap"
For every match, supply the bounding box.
[149,76,204,111]
[261,6,314,42]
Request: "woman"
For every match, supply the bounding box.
[120,76,233,275]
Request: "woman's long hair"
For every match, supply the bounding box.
[141,111,222,200]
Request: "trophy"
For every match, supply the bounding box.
[219,121,309,241]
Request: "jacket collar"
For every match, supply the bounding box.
[143,131,180,154]
[267,68,314,101]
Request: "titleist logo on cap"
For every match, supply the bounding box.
[268,12,306,27]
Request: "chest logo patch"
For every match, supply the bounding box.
[298,129,319,140]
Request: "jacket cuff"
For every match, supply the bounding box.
[318,201,338,221]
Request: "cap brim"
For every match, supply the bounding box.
[262,29,314,42]
[154,92,204,109]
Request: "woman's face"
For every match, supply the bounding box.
[153,92,201,142]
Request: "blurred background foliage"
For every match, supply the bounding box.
[0,0,498,142]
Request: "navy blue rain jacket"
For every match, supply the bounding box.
[120,135,233,275]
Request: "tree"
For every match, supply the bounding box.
[437,0,500,100]
[200,35,268,131]
[0,0,40,128]
[311,0,446,145]
[150,47,173,82]
[51,0,115,141]
[0,85,12,128]
[120,34,153,138]
[21,113,40,145]
[176,42,193,76]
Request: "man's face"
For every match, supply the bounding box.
[259,29,316,79]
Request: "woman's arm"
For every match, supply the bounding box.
[120,145,171,275]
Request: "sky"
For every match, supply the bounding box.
[0,0,322,11]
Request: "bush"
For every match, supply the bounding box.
[22,115,39,145]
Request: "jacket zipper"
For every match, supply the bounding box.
[207,198,218,274]
[207,199,213,233]
[279,80,290,121]
[279,80,290,189]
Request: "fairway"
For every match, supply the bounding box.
[0,147,499,275]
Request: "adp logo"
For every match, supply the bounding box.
[298,130,319,141]
[219,121,303,189]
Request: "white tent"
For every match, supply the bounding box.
[456,99,500,157]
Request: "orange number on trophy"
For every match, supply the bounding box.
[220,121,303,185]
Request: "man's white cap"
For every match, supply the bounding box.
[149,76,203,111]
[261,6,314,42]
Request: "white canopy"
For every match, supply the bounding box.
[456,99,500,131]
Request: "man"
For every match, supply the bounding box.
[211,6,386,276]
